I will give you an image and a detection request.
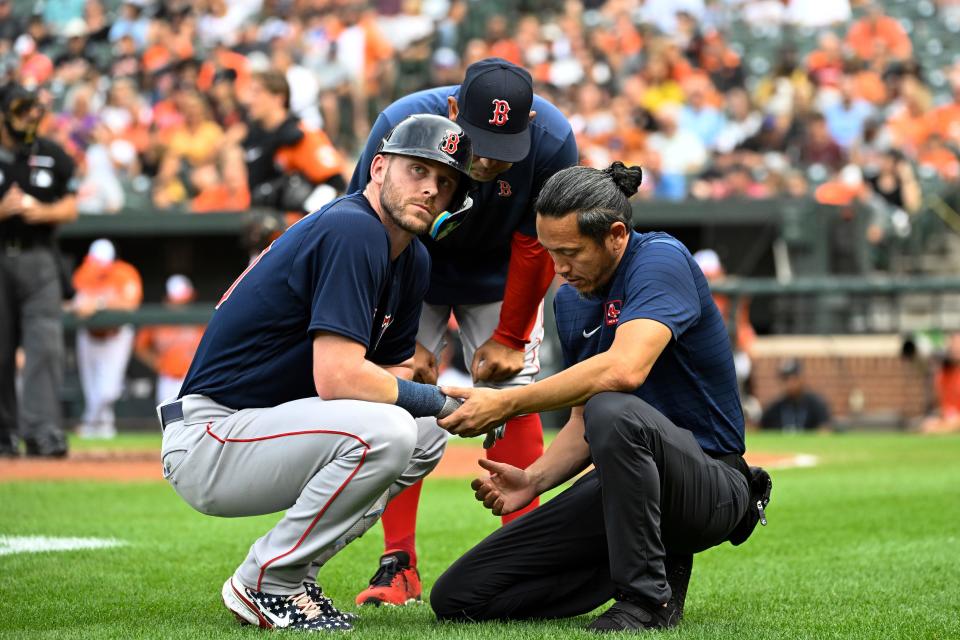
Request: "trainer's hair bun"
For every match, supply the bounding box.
[602,161,643,198]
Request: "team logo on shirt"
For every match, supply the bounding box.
[497,180,512,197]
[489,99,511,126]
[31,169,53,189]
[440,131,461,155]
[374,314,394,350]
[605,300,622,326]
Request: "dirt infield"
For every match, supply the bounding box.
[0,448,804,482]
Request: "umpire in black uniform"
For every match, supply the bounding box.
[0,84,77,457]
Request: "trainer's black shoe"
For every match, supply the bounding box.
[586,599,679,633]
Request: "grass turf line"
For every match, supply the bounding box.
[0,433,958,639]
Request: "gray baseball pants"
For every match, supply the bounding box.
[160,393,447,594]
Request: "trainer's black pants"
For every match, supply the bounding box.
[431,392,750,621]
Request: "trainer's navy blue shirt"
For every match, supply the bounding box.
[180,192,430,409]
[348,86,577,305]
[554,231,745,455]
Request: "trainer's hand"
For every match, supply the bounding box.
[471,458,537,516]
[412,341,439,384]
[437,386,512,437]
[471,338,524,383]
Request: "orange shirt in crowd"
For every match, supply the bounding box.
[191,184,251,213]
[72,257,144,309]
[886,109,931,154]
[918,144,960,181]
[815,181,861,206]
[852,70,887,105]
[361,13,394,94]
[936,365,960,419]
[489,39,523,66]
[929,101,960,142]
[135,325,205,378]
[275,125,346,185]
[845,15,912,60]
[197,48,251,95]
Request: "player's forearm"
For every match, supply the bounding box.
[526,412,590,495]
[500,350,648,417]
[315,358,402,404]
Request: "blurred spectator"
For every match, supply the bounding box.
[786,0,851,27]
[109,33,142,79]
[864,150,922,215]
[43,0,85,33]
[71,239,143,440]
[14,35,53,89]
[640,54,685,113]
[242,71,346,214]
[800,113,845,171]
[917,134,960,182]
[844,2,912,63]
[109,0,151,50]
[886,76,932,157]
[647,106,707,200]
[134,275,205,405]
[921,335,960,434]
[715,88,761,154]
[54,82,100,159]
[190,145,250,213]
[823,77,875,149]
[679,78,725,149]
[0,0,22,46]
[693,249,757,413]
[642,0,705,36]
[270,40,322,131]
[77,125,125,214]
[761,359,832,432]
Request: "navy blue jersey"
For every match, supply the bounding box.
[348,86,577,305]
[554,231,745,455]
[180,192,430,410]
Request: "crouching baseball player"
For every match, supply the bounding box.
[158,114,473,632]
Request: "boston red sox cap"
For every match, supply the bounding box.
[456,58,533,163]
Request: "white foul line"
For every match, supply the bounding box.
[0,535,127,556]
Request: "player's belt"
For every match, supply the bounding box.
[159,401,184,430]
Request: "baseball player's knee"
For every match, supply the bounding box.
[584,392,660,452]
[413,417,447,468]
[372,407,419,473]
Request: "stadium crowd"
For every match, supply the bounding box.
[0,0,957,225]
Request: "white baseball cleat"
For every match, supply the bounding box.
[221,577,353,632]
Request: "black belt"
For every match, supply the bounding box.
[159,401,184,430]
[2,236,53,251]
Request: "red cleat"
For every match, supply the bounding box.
[354,551,422,607]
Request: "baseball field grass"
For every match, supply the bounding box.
[1,432,958,640]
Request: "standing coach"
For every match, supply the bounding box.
[348,57,578,608]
